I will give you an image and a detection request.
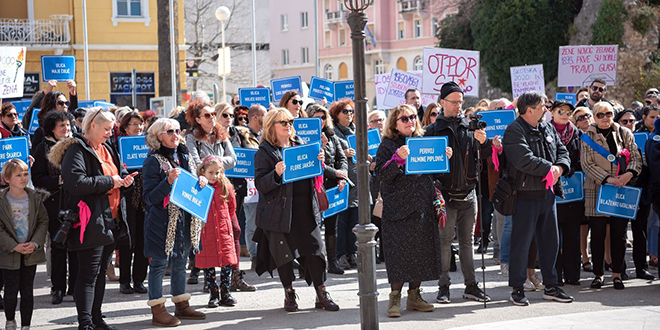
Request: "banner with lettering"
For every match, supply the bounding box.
[558,45,618,87]
[555,93,577,105]
[118,136,149,170]
[41,55,76,82]
[596,184,642,220]
[422,47,480,97]
[170,168,215,223]
[375,72,436,110]
[28,108,40,135]
[10,100,31,122]
[0,47,26,98]
[239,87,271,108]
[633,132,648,156]
[510,64,545,99]
[383,69,423,108]
[405,137,450,174]
[308,76,335,102]
[334,81,355,100]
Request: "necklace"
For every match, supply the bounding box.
[598,126,612,139]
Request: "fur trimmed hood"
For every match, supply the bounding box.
[47,136,78,169]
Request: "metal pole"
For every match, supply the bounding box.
[213,83,219,104]
[81,0,90,100]
[251,0,257,86]
[131,69,137,108]
[221,20,226,103]
[346,1,379,329]
[169,0,177,104]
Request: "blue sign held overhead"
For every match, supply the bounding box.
[118,136,149,170]
[225,148,257,178]
[308,76,334,102]
[270,76,302,102]
[41,55,76,82]
[556,171,585,204]
[555,93,577,105]
[346,129,381,163]
[78,100,112,109]
[323,185,350,218]
[10,100,31,122]
[634,132,649,155]
[282,142,323,183]
[94,101,115,108]
[28,108,40,135]
[596,184,642,220]
[0,136,30,169]
[475,109,516,139]
[239,87,271,109]
[294,118,322,144]
[334,81,355,100]
[405,137,450,174]
[170,168,215,223]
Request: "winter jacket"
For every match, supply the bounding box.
[185,130,236,171]
[646,137,660,196]
[31,137,65,235]
[322,126,348,190]
[333,123,359,207]
[0,188,49,270]
[195,183,238,268]
[1,122,28,138]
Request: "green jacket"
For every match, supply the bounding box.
[0,188,49,270]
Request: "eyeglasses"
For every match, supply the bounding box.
[4,112,17,118]
[430,112,439,117]
[290,99,302,105]
[591,86,606,93]
[554,109,572,116]
[341,109,354,115]
[57,100,71,107]
[575,113,592,122]
[275,120,294,127]
[221,113,234,119]
[201,112,217,119]
[237,116,248,121]
[397,114,417,124]
[647,91,659,96]
[316,115,327,120]
[444,99,463,106]
[233,100,240,105]
[619,119,635,125]
[369,118,384,124]
[89,108,108,124]
[595,111,614,119]
[163,128,181,136]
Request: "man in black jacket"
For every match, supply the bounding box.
[502,91,573,306]
[425,82,499,304]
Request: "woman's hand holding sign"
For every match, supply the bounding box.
[275,161,286,177]
[167,168,181,185]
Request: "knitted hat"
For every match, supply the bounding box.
[440,82,463,100]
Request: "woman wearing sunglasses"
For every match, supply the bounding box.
[0,103,27,138]
[581,101,642,290]
[421,102,440,128]
[279,91,307,118]
[23,80,79,148]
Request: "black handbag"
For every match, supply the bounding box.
[492,172,521,216]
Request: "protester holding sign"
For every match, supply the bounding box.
[242,105,266,269]
[1,103,27,137]
[253,108,338,313]
[22,79,78,136]
[368,110,386,263]
[580,101,642,290]
[185,101,236,171]
[279,91,307,118]
[142,118,206,326]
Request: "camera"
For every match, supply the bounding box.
[53,210,80,245]
[468,114,487,131]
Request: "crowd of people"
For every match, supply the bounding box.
[0,76,659,329]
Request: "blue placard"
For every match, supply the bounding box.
[345,129,381,163]
[0,136,30,169]
[94,101,115,108]
[239,87,271,108]
[293,118,322,144]
[282,142,323,183]
[78,100,112,109]
[555,93,577,105]
[225,148,257,178]
[9,100,31,122]
[596,184,642,220]
[405,136,450,174]
[308,76,335,102]
[323,185,350,218]
[169,168,215,222]
[475,109,516,139]
[118,136,148,170]
[556,171,584,204]
[28,108,40,135]
[346,134,357,163]
[334,81,355,100]
[634,132,649,155]
[270,76,302,102]
[41,55,76,82]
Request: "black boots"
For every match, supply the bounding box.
[208,286,220,308]
[220,287,237,306]
[326,235,345,275]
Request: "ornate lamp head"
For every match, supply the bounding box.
[344,0,373,12]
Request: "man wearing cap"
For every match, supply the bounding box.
[424,81,500,304]
[576,79,607,110]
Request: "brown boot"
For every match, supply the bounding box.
[148,298,180,327]
[230,270,256,292]
[106,264,119,281]
[284,286,298,312]
[172,294,206,320]
[315,285,340,311]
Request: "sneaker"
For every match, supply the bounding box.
[436,285,450,303]
[510,288,529,306]
[5,320,16,330]
[523,278,536,292]
[500,263,509,276]
[543,286,574,303]
[529,273,544,290]
[463,282,491,302]
[337,255,351,270]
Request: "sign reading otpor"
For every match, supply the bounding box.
[557,45,618,87]
[510,64,545,99]
[422,47,479,97]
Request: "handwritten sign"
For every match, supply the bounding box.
[118,136,148,170]
[28,108,40,135]
[475,109,516,139]
[170,168,215,222]
[346,129,381,163]
[41,55,76,82]
[308,76,335,102]
[244,178,259,203]
[634,132,648,156]
[596,184,642,220]
[239,87,271,109]
[556,171,585,204]
[383,69,422,108]
[225,148,257,178]
[0,136,29,169]
[323,186,350,218]
[0,47,26,98]
[422,47,479,97]
[334,81,355,100]
[510,64,545,99]
[282,142,322,183]
[293,118,322,144]
[558,45,618,87]
[405,137,449,174]
[10,100,31,122]
[555,93,577,105]
[270,76,302,102]
[376,72,436,110]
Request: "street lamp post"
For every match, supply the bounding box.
[345,1,378,329]
[215,6,231,102]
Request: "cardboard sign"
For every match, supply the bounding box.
[558,45,618,87]
[555,93,577,105]
[308,76,334,102]
[405,137,450,174]
[323,185,350,218]
[239,87,271,108]
[474,109,516,139]
[383,69,423,109]
[244,178,259,203]
[10,100,31,122]
[270,76,302,102]
[556,171,585,204]
[596,184,642,220]
[225,148,257,178]
[0,47,26,98]
[376,72,436,110]
[41,55,76,82]
[634,132,648,156]
[282,142,323,183]
[28,108,40,135]
[118,136,149,170]
[293,118,322,144]
[0,136,30,169]
[170,168,215,222]
[510,64,545,99]
[346,129,381,163]
[422,47,480,97]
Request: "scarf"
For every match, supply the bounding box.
[551,120,575,146]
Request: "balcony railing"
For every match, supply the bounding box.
[399,0,426,13]
[0,15,72,46]
[325,10,346,25]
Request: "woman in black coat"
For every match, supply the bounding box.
[253,108,339,313]
[48,108,134,330]
[31,110,78,305]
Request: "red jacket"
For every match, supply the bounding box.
[195,182,238,268]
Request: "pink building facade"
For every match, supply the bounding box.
[269,0,317,82]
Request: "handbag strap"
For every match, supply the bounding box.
[581,132,618,165]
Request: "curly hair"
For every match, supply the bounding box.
[185,100,226,142]
[41,110,73,139]
[329,98,355,127]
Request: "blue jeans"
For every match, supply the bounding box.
[648,210,659,256]
[148,254,188,300]
[243,202,258,259]
[495,210,512,264]
[337,207,358,257]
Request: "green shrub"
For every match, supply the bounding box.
[632,6,654,35]
[591,0,627,45]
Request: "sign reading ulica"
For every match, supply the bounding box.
[596,184,642,220]
[556,171,585,204]
[41,55,76,82]
[282,142,323,184]
[474,109,516,139]
[293,118,322,144]
[225,148,257,178]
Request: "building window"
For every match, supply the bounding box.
[301,12,309,29]
[397,21,405,40]
[112,0,150,26]
[281,14,288,31]
[117,0,142,16]
[374,60,385,75]
[339,63,348,79]
[414,19,422,38]
[339,29,346,46]
[324,64,333,80]
[432,17,440,37]
[324,30,331,48]
[413,56,423,71]
[282,49,289,65]
[301,47,309,64]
